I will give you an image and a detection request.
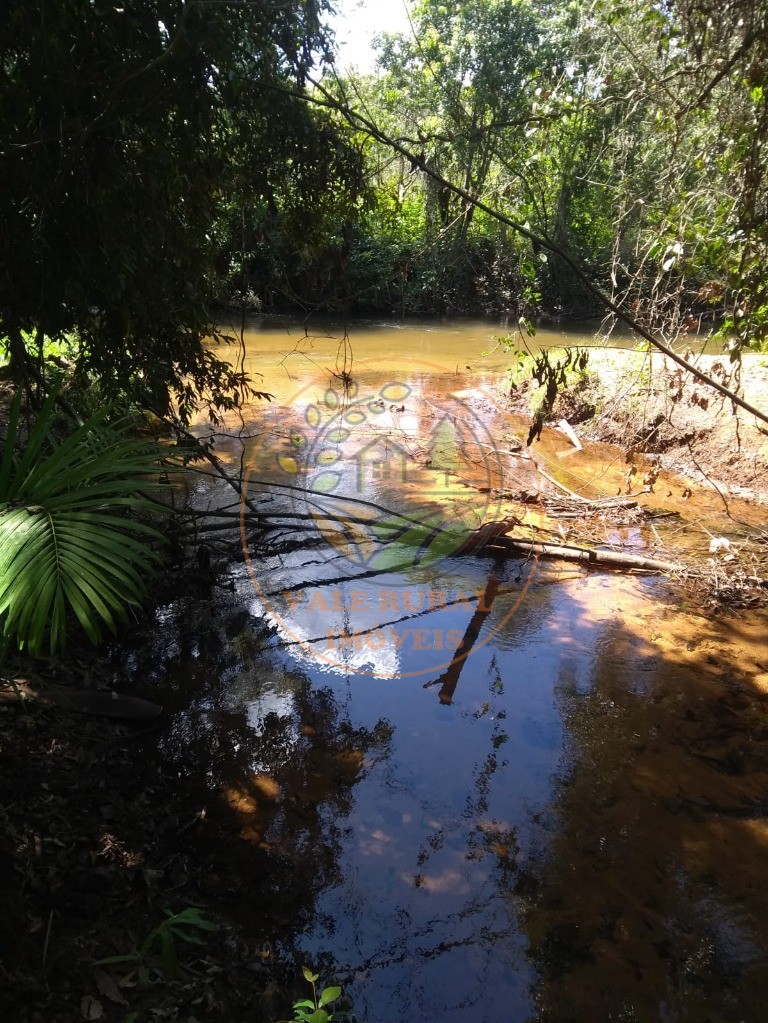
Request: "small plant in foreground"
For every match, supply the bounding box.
[94,906,216,983]
[0,388,172,654]
[278,965,350,1023]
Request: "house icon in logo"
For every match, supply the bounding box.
[428,415,462,486]
[354,436,413,492]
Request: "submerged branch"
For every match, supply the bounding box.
[181,490,687,577]
[172,474,768,586]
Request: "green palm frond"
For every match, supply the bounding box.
[0,391,172,654]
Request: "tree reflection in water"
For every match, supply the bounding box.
[115,594,395,950]
[114,550,768,1023]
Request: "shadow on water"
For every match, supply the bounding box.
[112,554,768,1023]
[115,586,396,946]
[521,581,768,1023]
[115,318,768,1020]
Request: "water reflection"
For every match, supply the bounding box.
[117,525,768,1022]
[118,317,768,1021]
[424,567,503,704]
[521,578,768,1022]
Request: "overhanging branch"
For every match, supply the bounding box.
[305,75,768,430]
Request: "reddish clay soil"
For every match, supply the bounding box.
[503,350,768,506]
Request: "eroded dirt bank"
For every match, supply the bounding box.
[503,349,768,506]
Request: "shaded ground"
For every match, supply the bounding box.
[0,575,372,1023]
[0,657,282,1023]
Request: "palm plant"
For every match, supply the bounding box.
[0,391,171,655]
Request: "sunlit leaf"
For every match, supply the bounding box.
[319,986,342,1007]
[0,395,171,653]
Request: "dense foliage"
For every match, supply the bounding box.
[249,0,768,351]
[3,0,768,395]
[0,0,364,417]
[0,391,169,655]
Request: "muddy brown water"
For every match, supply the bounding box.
[120,317,768,1022]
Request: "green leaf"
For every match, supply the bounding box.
[169,907,217,931]
[92,954,139,967]
[302,966,319,983]
[0,398,171,653]
[158,930,181,980]
[319,986,342,1007]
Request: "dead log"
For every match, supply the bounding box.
[486,535,684,574]
[172,484,689,577]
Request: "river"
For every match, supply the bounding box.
[118,316,768,1022]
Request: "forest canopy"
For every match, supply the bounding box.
[1,0,767,417]
[0,0,364,417]
[312,0,768,352]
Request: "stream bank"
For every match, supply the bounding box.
[502,348,768,506]
[3,321,768,1023]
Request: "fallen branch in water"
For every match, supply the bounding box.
[182,503,686,577]
[171,475,768,587]
[485,535,684,574]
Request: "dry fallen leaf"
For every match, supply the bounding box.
[94,968,128,1006]
[81,995,104,1021]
